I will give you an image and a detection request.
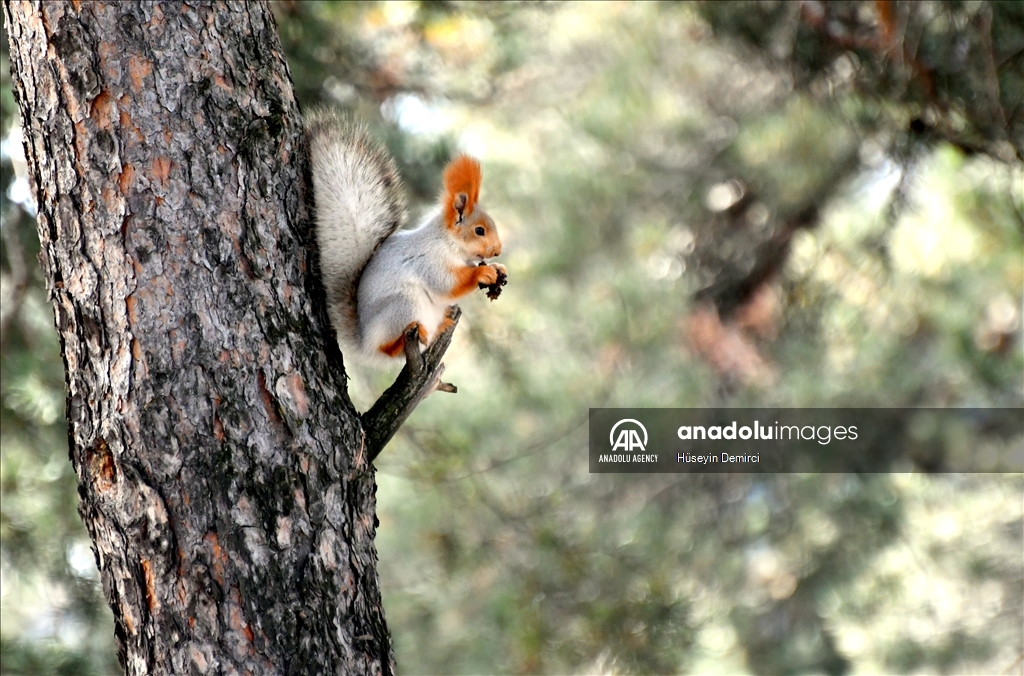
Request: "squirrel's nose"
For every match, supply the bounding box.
[492,241,502,257]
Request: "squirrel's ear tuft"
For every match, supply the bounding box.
[442,154,481,227]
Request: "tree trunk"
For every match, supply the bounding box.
[3,2,393,674]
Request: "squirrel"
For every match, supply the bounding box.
[306,110,507,367]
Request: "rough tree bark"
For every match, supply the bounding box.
[4,2,395,673]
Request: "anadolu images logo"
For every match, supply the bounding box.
[610,419,648,452]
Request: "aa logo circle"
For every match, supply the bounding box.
[610,419,648,452]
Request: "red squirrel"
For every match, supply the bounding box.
[306,110,506,366]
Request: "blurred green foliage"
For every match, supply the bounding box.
[2,2,1022,675]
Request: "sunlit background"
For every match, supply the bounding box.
[2,2,1022,674]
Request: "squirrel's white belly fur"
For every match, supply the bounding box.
[356,224,455,363]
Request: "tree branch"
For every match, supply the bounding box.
[361,305,462,462]
[695,147,862,319]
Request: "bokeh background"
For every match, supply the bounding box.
[2,2,1022,674]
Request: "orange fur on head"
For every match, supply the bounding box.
[442,154,481,227]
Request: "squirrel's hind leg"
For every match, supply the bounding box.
[434,305,460,338]
[378,322,428,358]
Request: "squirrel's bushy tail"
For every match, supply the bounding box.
[306,110,406,355]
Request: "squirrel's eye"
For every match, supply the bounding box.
[474,226,485,236]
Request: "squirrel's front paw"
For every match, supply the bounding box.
[476,263,500,286]
[477,262,508,301]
